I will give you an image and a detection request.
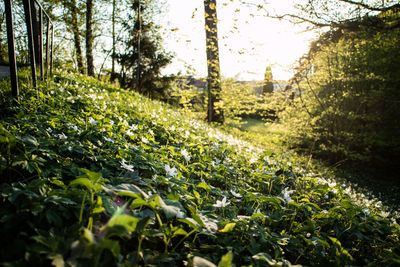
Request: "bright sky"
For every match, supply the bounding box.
[159,0,319,81]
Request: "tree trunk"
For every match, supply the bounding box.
[204,0,223,124]
[86,0,94,76]
[0,13,3,61]
[110,0,116,82]
[70,0,84,74]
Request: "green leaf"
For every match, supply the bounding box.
[98,238,121,257]
[81,228,95,245]
[250,213,264,220]
[219,223,236,233]
[197,182,211,191]
[217,251,233,267]
[172,228,188,237]
[252,252,276,265]
[20,136,39,147]
[117,191,141,198]
[130,197,148,209]
[105,214,140,234]
[50,254,65,267]
[92,207,105,214]
[178,218,200,230]
[78,168,102,184]
[167,193,180,201]
[69,178,93,190]
[159,197,185,219]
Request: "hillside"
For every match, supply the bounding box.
[1,71,399,266]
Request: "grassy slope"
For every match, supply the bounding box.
[1,71,400,266]
[232,118,400,213]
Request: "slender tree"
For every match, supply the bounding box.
[67,0,84,73]
[110,0,117,81]
[86,0,94,76]
[117,0,174,99]
[0,13,4,63]
[204,0,223,123]
[262,65,274,94]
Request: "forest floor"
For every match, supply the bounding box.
[1,71,399,265]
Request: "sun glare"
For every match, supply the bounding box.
[161,0,318,81]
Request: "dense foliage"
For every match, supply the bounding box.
[282,9,400,176]
[1,72,399,266]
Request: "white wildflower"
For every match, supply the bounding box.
[363,208,370,216]
[57,132,67,139]
[282,187,294,202]
[230,190,242,198]
[141,136,149,144]
[148,129,154,136]
[88,118,97,125]
[66,123,80,133]
[46,127,53,133]
[104,136,114,143]
[213,197,230,208]
[165,164,178,177]
[121,159,135,172]
[126,129,134,136]
[181,149,191,161]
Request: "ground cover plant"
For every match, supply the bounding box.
[1,71,400,266]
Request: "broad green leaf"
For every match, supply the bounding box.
[178,218,200,230]
[172,228,188,237]
[106,214,139,234]
[167,193,180,201]
[217,251,233,267]
[117,191,141,198]
[261,196,282,207]
[81,228,95,245]
[50,254,65,267]
[69,178,93,190]
[20,136,39,147]
[197,182,211,191]
[252,252,276,265]
[92,207,105,214]
[130,197,148,209]
[98,238,121,257]
[219,223,236,233]
[78,168,102,184]
[159,197,185,219]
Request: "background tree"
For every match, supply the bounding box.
[110,0,117,82]
[281,7,400,177]
[117,0,174,99]
[262,65,274,94]
[86,0,94,76]
[259,0,400,30]
[0,12,5,64]
[62,0,85,73]
[204,0,223,124]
